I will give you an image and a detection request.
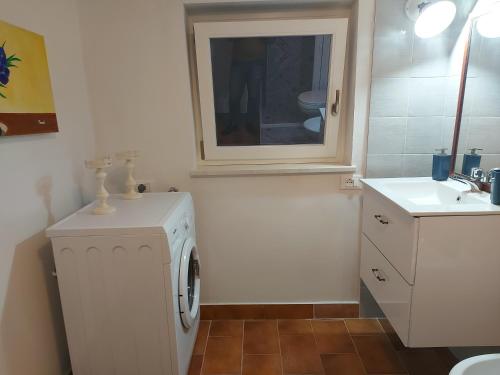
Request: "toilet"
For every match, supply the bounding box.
[450,354,500,375]
[297,90,327,133]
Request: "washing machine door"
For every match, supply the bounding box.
[178,237,200,328]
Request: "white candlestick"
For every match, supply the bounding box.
[85,157,116,215]
[116,150,142,200]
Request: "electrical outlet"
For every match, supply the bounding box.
[340,174,362,190]
[135,180,152,193]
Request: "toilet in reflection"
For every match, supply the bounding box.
[297,90,327,133]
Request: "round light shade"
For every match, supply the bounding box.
[415,1,457,38]
[477,8,500,38]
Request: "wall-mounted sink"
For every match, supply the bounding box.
[361,177,500,216]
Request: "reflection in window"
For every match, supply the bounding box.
[209,35,332,146]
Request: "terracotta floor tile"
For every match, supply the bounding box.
[352,334,407,374]
[188,355,203,375]
[312,319,349,335]
[244,320,280,354]
[203,336,242,374]
[321,353,366,375]
[194,321,211,355]
[345,319,383,335]
[278,319,312,335]
[280,334,323,374]
[209,320,244,337]
[378,319,405,351]
[399,348,455,375]
[242,354,282,375]
[314,333,356,354]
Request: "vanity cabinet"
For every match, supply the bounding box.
[361,186,500,347]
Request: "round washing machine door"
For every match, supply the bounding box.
[178,237,201,329]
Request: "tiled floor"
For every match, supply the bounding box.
[189,318,457,375]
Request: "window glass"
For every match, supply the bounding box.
[209,35,332,146]
[187,250,196,310]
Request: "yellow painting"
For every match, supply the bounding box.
[0,20,58,136]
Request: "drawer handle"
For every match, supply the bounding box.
[38,119,46,125]
[371,268,386,282]
[374,214,389,225]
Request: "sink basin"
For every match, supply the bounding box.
[382,180,484,206]
[361,177,500,216]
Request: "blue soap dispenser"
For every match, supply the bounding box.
[432,148,451,181]
[462,148,483,177]
[490,168,500,205]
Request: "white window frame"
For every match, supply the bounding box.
[194,18,348,163]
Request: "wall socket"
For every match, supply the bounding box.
[135,180,152,193]
[340,174,362,190]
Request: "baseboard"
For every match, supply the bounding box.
[200,303,359,320]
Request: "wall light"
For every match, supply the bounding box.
[476,6,500,38]
[406,0,457,38]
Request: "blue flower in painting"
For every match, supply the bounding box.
[0,45,9,85]
[0,45,6,65]
[0,42,21,98]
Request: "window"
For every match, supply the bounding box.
[194,18,348,162]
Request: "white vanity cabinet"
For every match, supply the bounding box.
[361,185,500,347]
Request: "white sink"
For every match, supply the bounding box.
[361,177,500,216]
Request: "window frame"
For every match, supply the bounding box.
[193,18,349,163]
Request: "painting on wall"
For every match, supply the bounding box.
[0,20,58,137]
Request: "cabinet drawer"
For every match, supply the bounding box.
[361,234,412,346]
[362,188,418,283]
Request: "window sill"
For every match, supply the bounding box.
[190,163,356,177]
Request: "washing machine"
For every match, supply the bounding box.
[47,192,201,375]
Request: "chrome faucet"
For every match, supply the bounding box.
[449,175,482,193]
[470,167,485,182]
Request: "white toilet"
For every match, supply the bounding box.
[450,354,500,375]
[297,90,327,133]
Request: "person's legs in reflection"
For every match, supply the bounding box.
[227,62,246,135]
[245,61,264,138]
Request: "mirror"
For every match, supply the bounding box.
[452,6,500,184]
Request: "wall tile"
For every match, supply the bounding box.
[372,35,413,78]
[366,155,404,178]
[403,154,433,177]
[370,78,409,117]
[470,31,500,76]
[469,74,500,117]
[411,36,456,78]
[408,77,446,117]
[405,117,444,154]
[441,116,468,153]
[466,28,484,78]
[367,117,406,154]
[444,77,461,117]
[454,153,465,174]
[479,155,500,171]
[374,0,414,36]
[467,117,500,154]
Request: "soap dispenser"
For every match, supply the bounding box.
[462,148,483,177]
[490,168,500,205]
[432,148,451,181]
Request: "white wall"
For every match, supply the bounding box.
[366,0,476,178]
[77,0,372,304]
[0,0,96,374]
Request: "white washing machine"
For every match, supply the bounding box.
[47,192,200,375]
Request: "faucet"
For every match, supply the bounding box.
[449,175,482,193]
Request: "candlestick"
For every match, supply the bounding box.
[115,150,142,200]
[85,157,115,215]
